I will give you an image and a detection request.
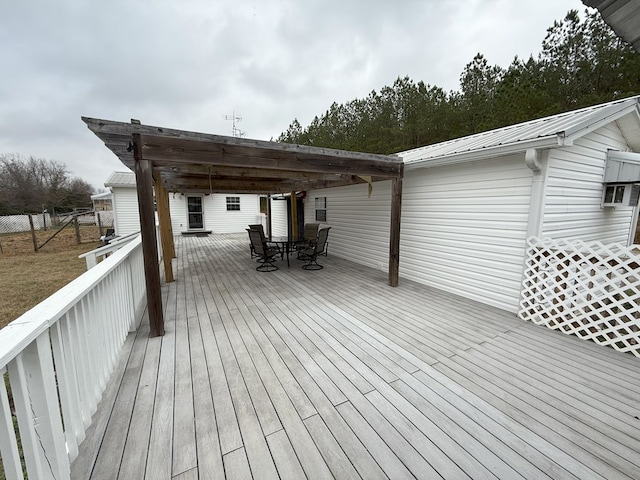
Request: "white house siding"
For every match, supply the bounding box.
[270,197,289,236]
[306,154,533,313]
[168,194,261,233]
[111,187,140,235]
[304,183,392,267]
[168,194,188,232]
[542,124,635,244]
[205,194,261,234]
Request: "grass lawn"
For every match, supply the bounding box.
[0,226,102,330]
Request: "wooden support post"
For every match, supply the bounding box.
[28,214,38,252]
[388,169,403,287]
[167,195,176,258]
[133,134,165,337]
[267,194,272,238]
[97,211,103,237]
[73,216,81,244]
[290,191,298,240]
[154,176,174,283]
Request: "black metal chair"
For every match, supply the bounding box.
[247,224,264,258]
[296,223,320,259]
[248,229,279,272]
[100,228,116,246]
[301,227,331,270]
[248,224,282,259]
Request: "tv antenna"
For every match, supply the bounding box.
[223,111,245,137]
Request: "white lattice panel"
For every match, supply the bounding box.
[519,237,640,358]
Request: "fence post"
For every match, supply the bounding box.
[28,214,38,252]
[97,211,103,237]
[74,216,81,245]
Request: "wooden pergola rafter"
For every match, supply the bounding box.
[83,117,404,336]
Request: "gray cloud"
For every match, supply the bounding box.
[0,0,584,190]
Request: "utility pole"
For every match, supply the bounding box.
[223,111,245,138]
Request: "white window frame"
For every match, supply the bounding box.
[226,196,241,211]
[315,197,326,222]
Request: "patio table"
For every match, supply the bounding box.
[268,235,297,267]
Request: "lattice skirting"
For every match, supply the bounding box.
[519,237,640,358]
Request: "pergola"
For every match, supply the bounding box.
[83,117,404,337]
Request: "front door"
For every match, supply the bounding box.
[187,196,204,230]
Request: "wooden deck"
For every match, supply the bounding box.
[71,233,640,480]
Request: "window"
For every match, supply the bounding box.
[602,183,640,207]
[259,196,268,214]
[603,184,627,206]
[315,197,326,222]
[226,196,240,211]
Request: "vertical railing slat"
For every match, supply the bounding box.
[50,321,82,461]
[8,333,70,480]
[74,300,98,415]
[0,367,24,480]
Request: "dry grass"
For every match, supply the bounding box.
[0,226,102,329]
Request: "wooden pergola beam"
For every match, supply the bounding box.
[154,175,174,283]
[155,164,362,181]
[159,175,370,194]
[132,134,164,337]
[137,134,402,178]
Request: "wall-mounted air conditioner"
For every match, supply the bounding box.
[601,183,640,208]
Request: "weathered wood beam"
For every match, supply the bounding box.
[83,117,401,171]
[267,194,272,237]
[388,167,403,287]
[155,164,357,181]
[136,134,402,177]
[290,192,298,240]
[154,175,174,283]
[132,134,164,337]
[161,175,369,194]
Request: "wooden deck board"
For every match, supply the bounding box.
[72,233,640,479]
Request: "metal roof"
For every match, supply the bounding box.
[90,191,113,200]
[400,95,640,168]
[584,0,640,54]
[104,171,136,187]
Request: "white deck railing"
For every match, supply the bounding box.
[520,237,640,358]
[78,231,140,269]
[0,236,145,479]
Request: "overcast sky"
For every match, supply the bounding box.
[1,0,586,191]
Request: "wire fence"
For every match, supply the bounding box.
[0,211,114,254]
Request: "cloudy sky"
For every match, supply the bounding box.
[1,0,586,191]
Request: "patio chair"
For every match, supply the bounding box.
[296,223,320,259]
[248,224,264,258]
[301,227,331,270]
[248,229,279,272]
[100,228,116,246]
[248,224,281,258]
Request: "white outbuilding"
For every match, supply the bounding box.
[302,95,640,313]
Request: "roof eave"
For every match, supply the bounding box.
[403,136,562,170]
[562,100,640,143]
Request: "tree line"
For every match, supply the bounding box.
[0,153,93,215]
[277,9,640,154]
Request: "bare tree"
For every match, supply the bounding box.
[0,153,94,215]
